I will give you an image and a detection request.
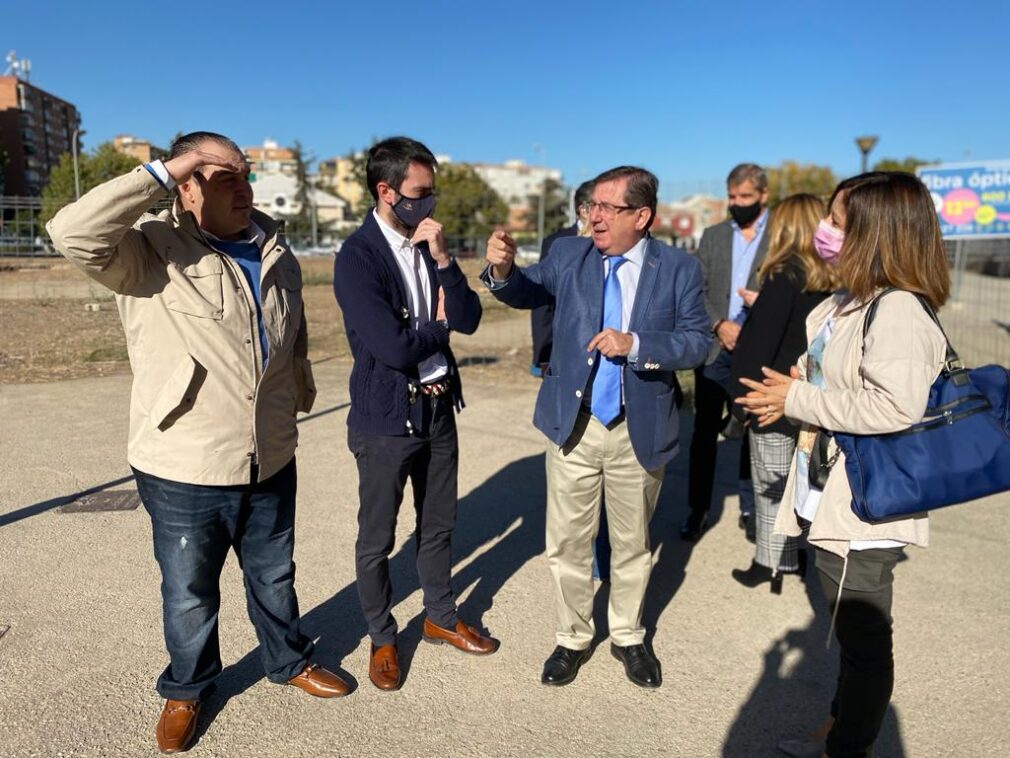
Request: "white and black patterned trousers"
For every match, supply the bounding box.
[750,430,801,572]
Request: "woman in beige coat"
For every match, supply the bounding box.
[736,172,951,758]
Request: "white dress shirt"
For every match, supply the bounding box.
[373,210,448,383]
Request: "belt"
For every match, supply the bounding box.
[419,377,451,397]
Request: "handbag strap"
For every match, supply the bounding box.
[862,288,964,376]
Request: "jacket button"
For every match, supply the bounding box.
[245,338,252,344]
[575,390,582,398]
[587,357,594,365]
[246,394,253,401]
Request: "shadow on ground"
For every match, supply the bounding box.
[721,543,908,757]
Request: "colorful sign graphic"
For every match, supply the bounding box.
[917,161,1010,239]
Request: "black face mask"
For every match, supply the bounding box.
[729,200,762,227]
[391,191,436,230]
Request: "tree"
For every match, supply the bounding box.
[348,146,372,221]
[434,164,508,239]
[40,142,141,225]
[525,178,569,235]
[283,139,315,243]
[765,161,837,205]
[872,156,938,173]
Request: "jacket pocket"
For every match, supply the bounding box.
[293,356,316,414]
[269,258,304,351]
[149,354,204,430]
[164,256,224,319]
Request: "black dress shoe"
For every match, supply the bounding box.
[541,645,591,686]
[679,512,708,542]
[611,643,661,688]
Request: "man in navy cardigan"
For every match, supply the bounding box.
[483,167,711,689]
[333,137,495,692]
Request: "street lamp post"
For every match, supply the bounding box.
[855,135,878,174]
[71,127,86,200]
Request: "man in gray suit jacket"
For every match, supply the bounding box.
[681,163,770,541]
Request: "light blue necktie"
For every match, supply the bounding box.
[591,255,627,425]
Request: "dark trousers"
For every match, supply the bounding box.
[348,394,459,646]
[688,363,751,514]
[134,458,312,700]
[816,547,903,758]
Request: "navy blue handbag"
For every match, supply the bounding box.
[830,289,1010,524]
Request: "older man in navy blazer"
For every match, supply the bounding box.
[483,166,710,688]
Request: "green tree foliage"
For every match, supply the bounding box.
[40,142,141,226]
[872,156,938,173]
[434,164,508,238]
[766,161,838,205]
[526,178,569,235]
[347,144,373,221]
[283,139,315,243]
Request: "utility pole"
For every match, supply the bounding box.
[72,127,86,200]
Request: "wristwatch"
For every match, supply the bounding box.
[436,318,450,332]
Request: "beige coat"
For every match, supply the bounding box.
[47,166,316,485]
[774,289,947,556]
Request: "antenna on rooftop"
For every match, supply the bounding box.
[4,50,32,81]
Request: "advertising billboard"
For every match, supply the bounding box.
[918,161,1010,239]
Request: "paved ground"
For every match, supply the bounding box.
[1,359,1007,758]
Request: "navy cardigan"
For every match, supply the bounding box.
[333,213,482,435]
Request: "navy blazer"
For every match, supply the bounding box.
[334,212,482,435]
[484,235,711,470]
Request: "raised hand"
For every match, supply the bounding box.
[411,217,449,267]
[164,149,248,185]
[486,230,516,280]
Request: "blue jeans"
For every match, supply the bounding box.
[133,458,313,700]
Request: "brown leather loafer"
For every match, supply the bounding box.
[156,699,199,754]
[287,662,350,698]
[369,644,401,691]
[422,618,500,655]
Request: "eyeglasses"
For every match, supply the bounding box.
[580,201,639,218]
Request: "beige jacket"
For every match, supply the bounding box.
[47,166,316,485]
[774,289,947,556]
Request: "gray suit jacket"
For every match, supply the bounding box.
[695,217,770,364]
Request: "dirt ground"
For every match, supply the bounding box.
[0,256,531,385]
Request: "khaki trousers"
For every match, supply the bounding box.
[545,409,664,649]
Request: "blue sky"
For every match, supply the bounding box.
[5,0,1007,200]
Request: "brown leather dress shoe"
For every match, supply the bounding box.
[422,618,500,655]
[369,644,401,691]
[156,699,199,754]
[287,662,350,698]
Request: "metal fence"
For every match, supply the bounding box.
[0,195,175,257]
[0,196,50,256]
[4,193,1008,367]
[942,239,1010,368]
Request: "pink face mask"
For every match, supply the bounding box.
[813,219,844,265]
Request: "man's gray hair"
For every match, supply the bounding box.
[726,163,768,192]
[168,131,243,162]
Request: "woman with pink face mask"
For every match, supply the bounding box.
[736,172,951,758]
